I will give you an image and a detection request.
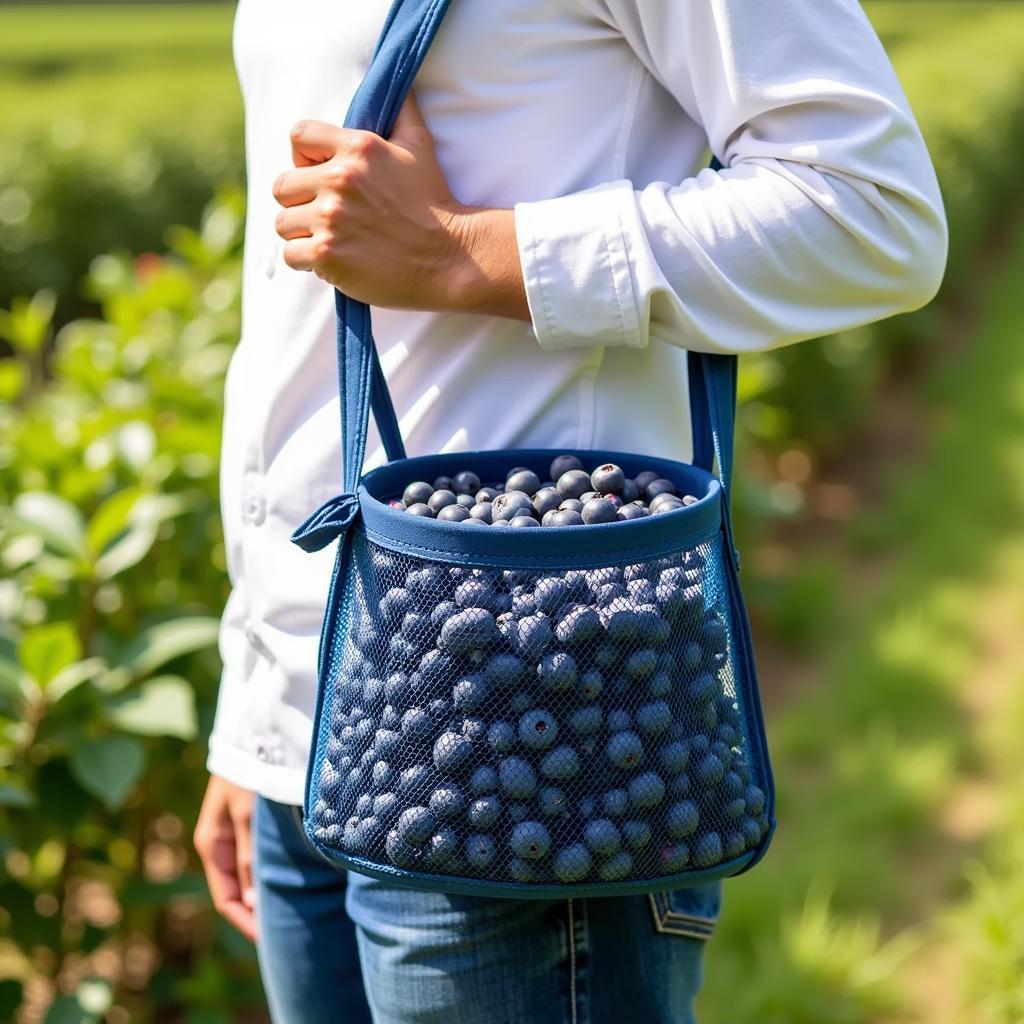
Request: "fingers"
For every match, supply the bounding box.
[281,236,323,273]
[274,203,315,241]
[231,798,256,915]
[272,164,321,208]
[290,119,378,167]
[390,90,430,151]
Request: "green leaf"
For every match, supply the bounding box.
[69,737,146,811]
[0,290,56,355]
[0,784,35,808]
[47,657,107,704]
[106,675,197,740]
[85,488,141,557]
[93,495,184,580]
[0,359,27,402]
[112,616,220,684]
[9,492,86,560]
[19,623,81,687]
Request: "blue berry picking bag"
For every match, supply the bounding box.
[290,0,776,898]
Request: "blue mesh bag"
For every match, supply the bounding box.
[290,0,775,898]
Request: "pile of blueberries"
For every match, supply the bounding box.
[389,455,700,527]
[310,534,770,886]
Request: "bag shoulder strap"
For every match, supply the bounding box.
[334,0,738,498]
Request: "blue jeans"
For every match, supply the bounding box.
[253,796,721,1024]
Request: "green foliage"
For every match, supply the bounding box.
[0,188,263,1020]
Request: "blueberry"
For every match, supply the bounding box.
[454,579,499,612]
[601,788,630,818]
[583,818,622,857]
[745,785,766,816]
[510,515,540,528]
[577,667,604,701]
[492,490,534,522]
[568,705,603,734]
[606,731,644,770]
[591,463,626,495]
[537,651,577,692]
[627,578,657,605]
[484,653,527,690]
[423,490,456,515]
[657,584,704,627]
[644,478,678,501]
[380,587,415,626]
[604,608,640,643]
[741,816,763,847]
[541,509,559,527]
[468,795,502,830]
[716,723,740,748]
[552,843,593,883]
[465,834,498,870]
[429,785,466,820]
[579,491,599,504]
[510,820,552,861]
[622,820,652,850]
[398,764,433,801]
[626,650,659,683]
[396,805,437,845]
[424,827,460,868]
[362,676,386,711]
[419,649,459,689]
[556,606,603,647]
[505,801,530,826]
[469,502,493,523]
[693,832,723,869]
[450,675,487,713]
[696,753,725,788]
[433,502,469,523]
[519,708,559,750]
[581,497,618,525]
[486,720,516,755]
[508,858,538,883]
[510,691,534,715]
[539,745,581,781]
[598,851,634,881]
[659,741,689,775]
[462,717,488,742]
[665,800,699,838]
[475,486,500,503]
[355,793,373,818]
[453,470,481,495]
[711,740,733,766]
[617,501,650,522]
[454,493,476,510]
[633,470,660,492]
[433,731,474,773]
[403,481,434,506]
[506,469,541,496]
[724,797,746,820]
[468,765,498,796]
[690,734,711,757]
[549,509,585,527]
[658,843,690,873]
[374,729,403,760]
[401,708,434,743]
[430,602,458,629]
[515,614,554,661]
[538,786,569,817]
[550,454,585,480]
[620,479,640,503]
[371,760,395,791]
[701,617,730,655]
[557,498,585,514]
[592,643,619,670]
[628,771,666,809]
[433,476,454,492]
[385,828,419,868]
[498,756,538,799]
[636,700,672,736]
[606,709,631,733]
[679,641,703,674]
[439,608,497,656]
[578,795,598,819]
[556,469,591,500]
[648,671,672,698]
[532,487,562,517]
[533,576,568,615]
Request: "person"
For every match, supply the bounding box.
[193,1,947,1021]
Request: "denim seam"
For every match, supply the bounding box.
[647,892,716,940]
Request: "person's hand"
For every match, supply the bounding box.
[194,775,257,941]
[272,93,529,321]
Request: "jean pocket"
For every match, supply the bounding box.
[648,880,722,940]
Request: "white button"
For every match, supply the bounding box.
[244,619,260,646]
[255,740,268,761]
[242,487,266,525]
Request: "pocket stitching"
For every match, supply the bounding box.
[648,892,717,940]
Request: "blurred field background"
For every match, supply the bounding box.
[1,2,1024,1021]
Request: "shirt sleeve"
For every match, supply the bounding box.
[513,0,948,354]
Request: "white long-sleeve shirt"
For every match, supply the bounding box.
[209,0,946,804]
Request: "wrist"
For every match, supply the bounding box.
[436,205,530,321]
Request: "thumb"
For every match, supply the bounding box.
[390,91,433,152]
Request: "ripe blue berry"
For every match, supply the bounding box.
[452,674,491,712]
[519,708,559,750]
[622,820,652,850]
[380,587,415,626]
[549,509,585,527]
[427,489,458,514]
[644,478,678,501]
[606,709,631,733]
[492,490,534,522]
[620,478,640,503]
[606,731,644,770]
[659,741,689,775]
[745,785,766,816]
[636,700,672,736]
[590,463,626,494]
[475,486,500,503]
[515,614,554,661]
[741,817,763,847]
[602,788,629,818]
[433,476,454,492]
[665,800,699,838]
[533,487,562,517]
[428,785,466,820]
[556,606,602,647]
[658,843,690,873]
[628,771,666,809]
[486,720,516,755]
[396,805,436,845]
[647,671,672,698]
[557,498,585,513]
[617,501,651,522]
[579,490,599,504]
[507,469,541,496]
[553,843,593,883]
[598,851,634,881]
[433,731,475,773]
[693,832,723,868]
[539,745,581,781]
[556,469,591,499]
[498,756,538,799]
[510,515,540,528]
[568,705,603,734]
[510,820,552,860]
[633,470,659,491]
[537,650,577,692]
[696,753,725,788]
[439,608,497,656]
[508,857,537,883]
[604,608,640,643]
[424,828,460,868]
[550,454,585,481]
[582,497,618,525]
[465,834,497,870]
[372,792,400,824]
[577,667,604,701]
[626,650,659,682]
[538,786,569,817]
[453,470,481,495]
[374,729,403,761]
[371,760,394,792]
[532,576,568,614]
[401,708,433,743]
[583,818,622,857]
[386,828,419,868]
[468,795,502,830]
[484,653,527,690]
[403,481,434,506]
[468,502,493,523]
[468,766,498,796]
[406,501,436,518]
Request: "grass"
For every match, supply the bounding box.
[698,218,1024,1021]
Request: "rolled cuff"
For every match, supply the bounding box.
[514,180,647,352]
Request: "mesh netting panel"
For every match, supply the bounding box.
[308,533,769,887]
